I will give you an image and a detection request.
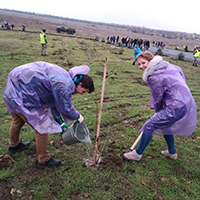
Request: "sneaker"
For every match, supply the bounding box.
[38,157,61,168]
[8,141,30,152]
[123,150,143,161]
[161,150,178,160]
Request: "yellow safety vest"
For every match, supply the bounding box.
[40,33,46,44]
[194,50,200,58]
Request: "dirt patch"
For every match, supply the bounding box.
[103,97,114,103]
[130,76,148,86]
[100,152,136,174]
[0,180,12,200]
[131,119,146,128]
[0,179,34,200]
[170,166,192,178]
[50,139,65,149]
[120,58,132,61]
[122,71,133,74]
[100,153,123,169]
[142,104,151,110]
[119,103,131,107]
[96,71,108,78]
[107,103,131,110]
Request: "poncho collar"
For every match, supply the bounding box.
[143,55,168,82]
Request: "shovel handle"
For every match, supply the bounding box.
[130,132,143,150]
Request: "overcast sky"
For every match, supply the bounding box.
[1,0,199,34]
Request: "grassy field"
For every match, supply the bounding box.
[0,30,200,200]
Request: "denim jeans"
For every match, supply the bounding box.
[136,134,176,155]
[136,106,187,155]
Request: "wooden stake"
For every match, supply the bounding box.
[93,57,108,165]
[95,101,98,143]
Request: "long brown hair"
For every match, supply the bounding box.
[136,51,154,62]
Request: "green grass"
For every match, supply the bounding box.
[0,30,200,200]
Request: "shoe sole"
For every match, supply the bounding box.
[161,151,178,160]
[37,163,61,168]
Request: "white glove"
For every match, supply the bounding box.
[77,114,84,123]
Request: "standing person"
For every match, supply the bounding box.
[116,36,119,43]
[193,46,200,66]
[40,29,48,56]
[4,62,94,167]
[122,37,125,46]
[132,44,142,65]
[107,36,109,42]
[146,40,150,49]
[22,25,25,31]
[113,36,116,44]
[161,42,166,49]
[124,51,196,161]
[126,37,129,47]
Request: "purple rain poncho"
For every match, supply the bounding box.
[3,61,90,134]
[140,56,197,135]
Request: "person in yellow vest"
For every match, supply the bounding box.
[193,46,200,66]
[40,29,48,56]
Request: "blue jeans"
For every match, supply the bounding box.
[136,133,176,155]
[136,106,187,155]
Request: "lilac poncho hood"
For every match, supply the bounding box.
[141,56,197,135]
[3,61,90,134]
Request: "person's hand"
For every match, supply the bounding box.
[60,123,68,135]
[77,114,84,123]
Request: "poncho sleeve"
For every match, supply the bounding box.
[51,107,61,119]
[51,77,79,123]
[148,74,166,112]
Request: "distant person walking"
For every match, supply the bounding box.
[132,44,142,65]
[116,36,119,43]
[193,46,200,66]
[40,29,48,56]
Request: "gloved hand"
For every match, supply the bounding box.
[77,114,84,123]
[60,123,68,135]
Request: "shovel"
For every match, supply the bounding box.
[120,132,143,162]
